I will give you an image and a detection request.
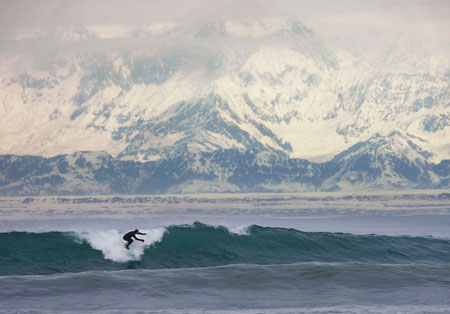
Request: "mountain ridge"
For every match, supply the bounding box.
[1,132,448,196]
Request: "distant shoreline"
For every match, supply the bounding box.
[1,190,448,221]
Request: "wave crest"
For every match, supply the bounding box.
[1,222,449,276]
[77,227,166,262]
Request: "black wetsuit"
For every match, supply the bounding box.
[123,230,146,249]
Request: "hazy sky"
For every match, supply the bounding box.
[1,0,449,59]
[1,0,448,31]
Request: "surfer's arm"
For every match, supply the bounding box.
[133,235,145,241]
[137,232,147,235]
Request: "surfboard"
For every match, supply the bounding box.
[127,249,135,256]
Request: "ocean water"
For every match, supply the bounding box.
[0,193,449,313]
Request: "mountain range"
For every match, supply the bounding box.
[0,18,449,195]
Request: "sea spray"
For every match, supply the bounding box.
[225,224,251,235]
[77,227,166,262]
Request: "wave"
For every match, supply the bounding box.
[2,264,450,313]
[1,222,450,275]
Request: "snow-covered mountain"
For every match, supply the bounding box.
[0,132,448,196]
[0,17,449,194]
[324,131,442,191]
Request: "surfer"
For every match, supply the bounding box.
[123,229,146,249]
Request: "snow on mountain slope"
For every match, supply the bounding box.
[323,131,440,191]
[0,18,449,165]
[0,137,447,196]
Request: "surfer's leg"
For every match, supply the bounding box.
[125,239,133,249]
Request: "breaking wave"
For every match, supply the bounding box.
[1,222,449,276]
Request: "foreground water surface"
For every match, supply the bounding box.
[1,192,449,313]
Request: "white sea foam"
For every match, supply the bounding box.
[225,225,251,235]
[77,228,166,262]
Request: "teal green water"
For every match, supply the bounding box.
[1,222,449,276]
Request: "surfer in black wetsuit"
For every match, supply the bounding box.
[123,229,146,249]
